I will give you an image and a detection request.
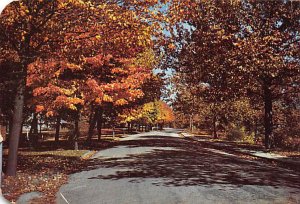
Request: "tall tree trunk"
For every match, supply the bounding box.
[7,78,26,176]
[97,107,103,141]
[87,107,98,142]
[55,114,61,144]
[263,83,273,149]
[39,117,42,134]
[190,114,194,132]
[8,115,13,138]
[69,111,80,142]
[74,115,79,150]
[74,116,80,141]
[29,113,38,147]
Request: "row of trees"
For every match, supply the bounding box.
[0,0,173,176]
[165,0,299,149]
[119,100,175,131]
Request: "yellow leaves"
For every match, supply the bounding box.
[54,70,61,77]
[95,35,101,40]
[125,100,175,125]
[67,0,87,7]
[65,63,81,70]
[69,104,77,110]
[103,94,113,102]
[69,97,84,105]
[128,89,144,99]
[52,96,83,111]
[115,99,128,106]
[60,87,74,96]
[134,49,158,69]
[118,108,143,123]
[58,2,68,9]
[20,31,27,41]
[107,11,118,21]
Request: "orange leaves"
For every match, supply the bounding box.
[168,43,176,50]
[36,105,45,113]
[111,67,127,75]
[155,101,175,123]
[28,58,85,115]
[83,53,152,108]
[127,89,144,99]
[95,97,102,104]
[84,54,105,68]
[86,79,103,96]
[33,84,62,97]
[46,111,54,117]
[6,0,161,121]
[53,95,84,111]
[62,62,82,71]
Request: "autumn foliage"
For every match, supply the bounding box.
[0,0,299,180]
[166,0,300,149]
[0,0,167,176]
[119,100,175,130]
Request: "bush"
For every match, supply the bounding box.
[227,127,244,141]
[242,132,255,144]
[226,126,255,144]
[274,132,300,150]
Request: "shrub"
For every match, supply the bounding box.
[274,131,300,150]
[227,127,244,141]
[226,126,255,144]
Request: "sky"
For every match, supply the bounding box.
[0,0,17,14]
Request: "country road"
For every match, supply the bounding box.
[57,129,300,204]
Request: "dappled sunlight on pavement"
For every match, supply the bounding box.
[57,129,300,204]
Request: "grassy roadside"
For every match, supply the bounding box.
[184,130,300,157]
[2,138,119,203]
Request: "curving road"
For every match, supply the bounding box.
[57,128,300,204]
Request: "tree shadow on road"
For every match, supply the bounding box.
[88,135,300,189]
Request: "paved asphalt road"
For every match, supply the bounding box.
[57,129,300,204]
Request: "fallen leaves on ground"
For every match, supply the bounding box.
[188,131,300,158]
[2,141,114,204]
[3,151,88,203]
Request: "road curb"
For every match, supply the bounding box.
[80,150,97,160]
